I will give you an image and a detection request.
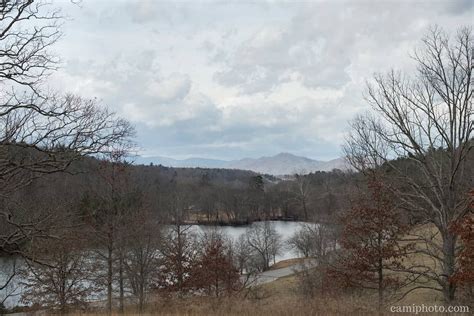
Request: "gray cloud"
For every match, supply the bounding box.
[146,73,192,103]
[444,0,473,14]
[211,1,464,94]
[49,0,472,160]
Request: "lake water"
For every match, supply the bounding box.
[191,220,309,262]
[0,221,309,308]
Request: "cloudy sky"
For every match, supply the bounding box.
[49,0,472,160]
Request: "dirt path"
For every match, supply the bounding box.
[243,258,317,286]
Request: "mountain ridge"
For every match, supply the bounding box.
[133,153,350,176]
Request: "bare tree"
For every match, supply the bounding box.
[343,26,473,302]
[291,174,312,220]
[0,0,134,282]
[233,234,253,274]
[0,1,133,193]
[246,175,265,220]
[123,209,162,312]
[246,222,282,271]
[289,222,336,300]
[82,152,136,314]
[0,257,20,310]
[288,223,332,260]
[19,229,97,314]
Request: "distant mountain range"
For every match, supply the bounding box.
[132,152,350,176]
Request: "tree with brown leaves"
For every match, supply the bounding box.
[450,190,474,302]
[156,223,197,296]
[330,177,413,313]
[190,233,241,297]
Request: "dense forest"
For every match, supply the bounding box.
[13,157,357,225]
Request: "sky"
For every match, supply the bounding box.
[48,0,472,160]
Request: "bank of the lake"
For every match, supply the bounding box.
[0,220,313,309]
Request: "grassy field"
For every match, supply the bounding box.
[71,279,380,316]
[70,274,411,315]
[268,258,307,270]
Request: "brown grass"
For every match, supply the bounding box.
[268,258,306,270]
[395,224,445,305]
[70,295,381,316]
[69,275,385,316]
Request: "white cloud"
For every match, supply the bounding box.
[48,0,473,160]
[128,0,158,23]
[146,73,192,103]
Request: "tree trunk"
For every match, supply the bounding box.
[378,263,383,315]
[118,251,124,313]
[138,279,144,312]
[107,244,113,315]
[302,199,308,221]
[441,229,457,302]
[377,234,383,316]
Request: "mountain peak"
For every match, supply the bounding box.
[274,152,300,159]
[275,152,294,157]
